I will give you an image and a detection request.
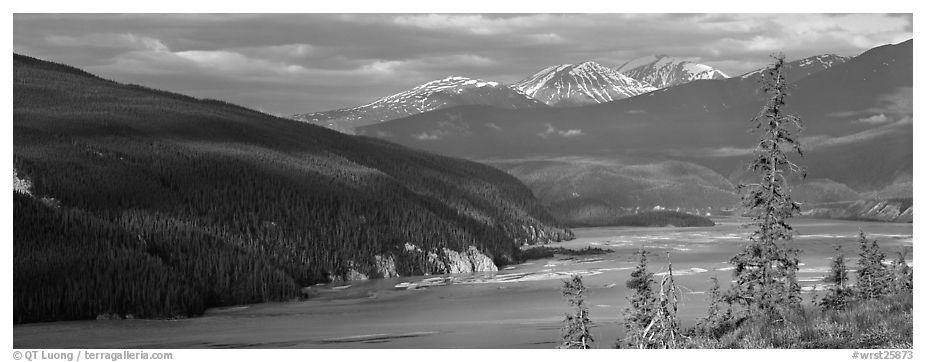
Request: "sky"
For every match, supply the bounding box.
[13,13,913,116]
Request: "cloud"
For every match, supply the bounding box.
[13,13,913,115]
[697,146,754,158]
[527,33,566,45]
[538,124,583,138]
[856,114,892,125]
[174,49,309,75]
[693,114,911,158]
[100,45,316,80]
[355,54,497,78]
[413,132,442,141]
[391,14,553,35]
[485,123,503,131]
[359,59,408,77]
[45,33,168,52]
[558,129,584,137]
[408,113,472,141]
[239,43,319,59]
[827,110,862,118]
[805,118,911,149]
[874,87,913,115]
[829,87,912,122]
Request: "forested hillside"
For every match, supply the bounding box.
[488,157,736,226]
[13,54,573,323]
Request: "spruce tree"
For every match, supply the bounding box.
[622,246,655,348]
[695,276,736,339]
[819,245,852,311]
[560,274,593,349]
[729,53,804,319]
[890,248,913,294]
[856,230,891,300]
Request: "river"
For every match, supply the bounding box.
[13,217,913,349]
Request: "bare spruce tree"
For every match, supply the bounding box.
[638,252,683,348]
[622,246,655,348]
[729,53,804,319]
[622,249,683,348]
[560,274,593,349]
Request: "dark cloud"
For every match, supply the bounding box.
[14,13,913,115]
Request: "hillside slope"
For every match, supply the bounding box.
[801,198,913,223]
[292,76,545,134]
[358,40,912,196]
[13,54,572,323]
[487,157,737,226]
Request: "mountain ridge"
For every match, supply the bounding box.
[291,75,545,134]
[512,61,658,107]
[616,55,729,88]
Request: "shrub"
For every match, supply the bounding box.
[684,292,912,349]
[692,276,738,338]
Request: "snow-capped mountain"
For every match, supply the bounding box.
[616,55,729,88]
[512,61,658,107]
[739,54,851,82]
[292,76,545,134]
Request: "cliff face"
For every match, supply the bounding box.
[337,244,500,281]
[440,246,499,274]
[802,198,912,223]
[518,224,575,246]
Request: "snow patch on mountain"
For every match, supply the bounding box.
[617,55,661,73]
[292,76,543,134]
[617,55,729,89]
[14,168,61,208]
[14,169,32,196]
[512,61,657,107]
[739,54,851,81]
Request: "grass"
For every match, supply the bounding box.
[684,292,913,348]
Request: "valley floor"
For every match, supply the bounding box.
[13,218,912,349]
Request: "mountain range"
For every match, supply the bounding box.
[293,53,844,136]
[511,61,657,107]
[616,55,729,88]
[737,54,850,82]
[292,76,545,134]
[355,40,912,224]
[291,56,733,133]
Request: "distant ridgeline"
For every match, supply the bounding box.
[609,210,715,228]
[12,54,573,323]
[801,198,913,223]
